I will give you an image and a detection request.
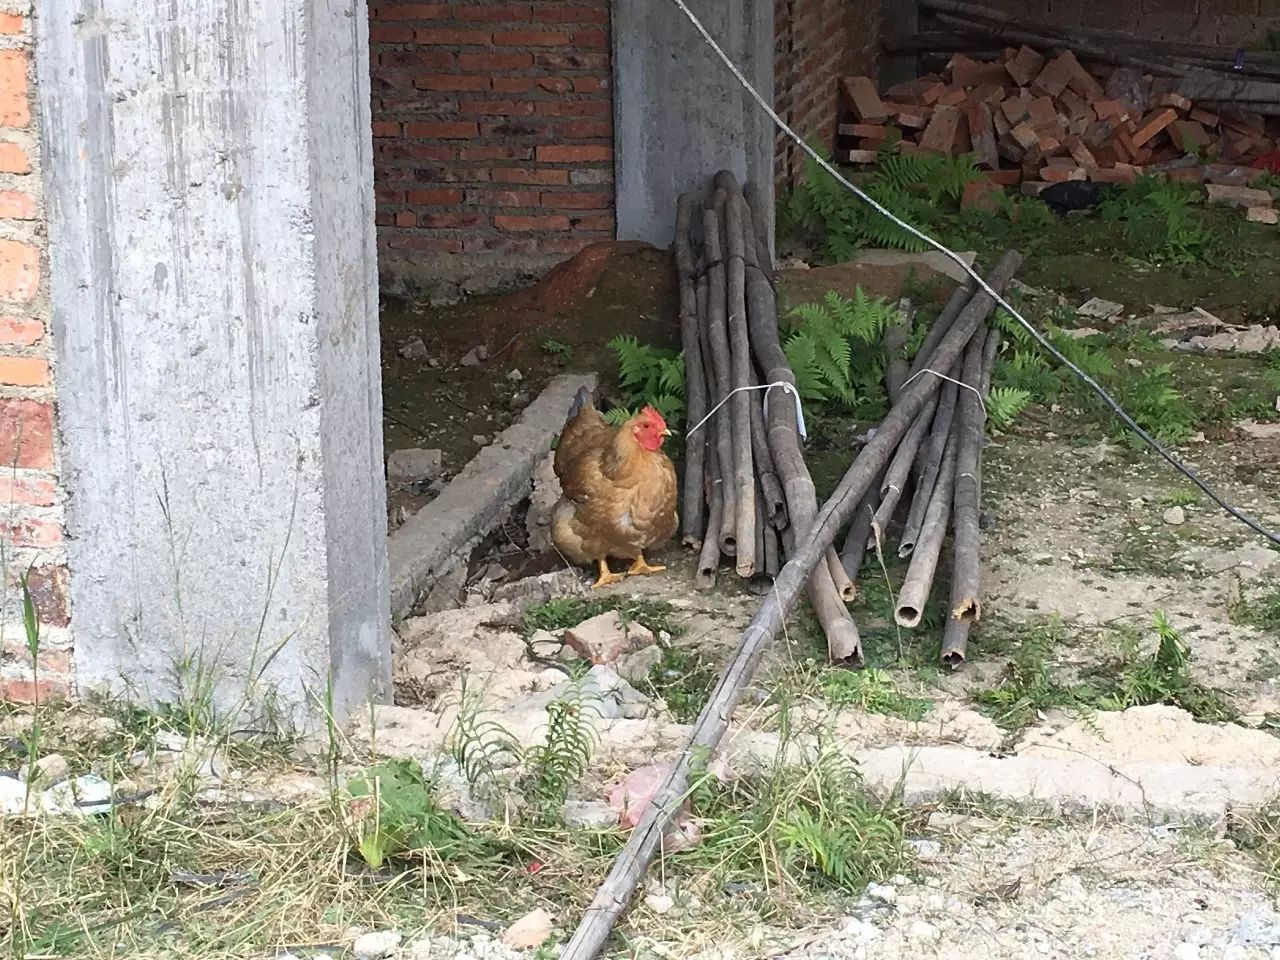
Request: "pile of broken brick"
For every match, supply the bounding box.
[837,47,1280,224]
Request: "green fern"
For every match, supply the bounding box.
[606,334,685,431]
[521,690,600,824]
[782,288,899,410]
[987,386,1032,431]
[1097,175,1221,265]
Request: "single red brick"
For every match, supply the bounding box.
[0,678,71,704]
[493,76,572,94]
[573,77,607,94]
[370,3,447,19]
[533,52,607,70]
[0,398,53,469]
[493,167,570,185]
[531,6,608,23]
[3,517,63,548]
[404,120,478,139]
[0,189,35,221]
[468,188,540,206]
[540,237,594,255]
[534,99,610,116]
[458,51,533,71]
[494,213,570,231]
[0,51,28,128]
[0,315,42,346]
[406,188,463,204]
[17,563,68,625]
[452,4,533,21]
[463,236,539,255]
[460,145,533,161]
[536,144,612,163]
[458,99,536,117]
[378,49,454,69]
[570,214,614,231]
[414,74,490,92]
[405,144,458,161]
[493,30,570,46]
[540,190,610,210]
[394,210,416,228]
[371,120,401,138]
[421,211,488,228]
[570,29,608,49]
[386,235,464,253]
[0,142,28,174]
[414,28,491,45]
[0,356,48,386]
[0,13,24,34]
[0,239,37,304]
[0,473,57,507]
[369,25,414,42]
[558,119,611,139]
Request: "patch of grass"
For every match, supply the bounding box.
[1233,581,1280,635]
[1085,613,1238,723]
[973,620,1096,734]
[636,645,716,723]
[816,667,932,722]
[1159,488,1201,507]
[521,595,682,641]
[680,732,908,895]
[1231,799,1280,889]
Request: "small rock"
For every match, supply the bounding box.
[1077,297,1124,320]
[502,908,554,950]
[644,893,674,915]
[507,368,523,382]
[907,838,941,862]
[353,930,402,960]
[43,774,113,815]
[387,448,443,484]
[615,644,664,685]
[562,800,618,830]
[460,346,487,367]
[1124,357,1143,367]
[1163,506,1186,526]
[865,882,897,905]
[906,920,940,943]
[29,753,69,785]
[563,611,656,665]
[472,434,489,446]
[0,775,28,814]
[89,716,122,739]
[399,336,429,360]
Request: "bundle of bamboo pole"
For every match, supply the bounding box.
[677,172,1014,666]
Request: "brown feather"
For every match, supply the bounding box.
[550,400,678,566]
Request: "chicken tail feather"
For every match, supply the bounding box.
[566,385,596,423]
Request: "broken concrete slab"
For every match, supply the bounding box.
[1177,324,1280,354]
[387,373,595,618]
[1076,296,1124,319]
[850,248,978,284]
[564,610,656,664]
[386,448,443,484]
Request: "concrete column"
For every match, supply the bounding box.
[612,0,774,248]
[35,1,390,727]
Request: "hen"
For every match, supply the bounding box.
[551,388,678,589]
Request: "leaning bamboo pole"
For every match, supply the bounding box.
[559,250,1023,960]
[674,194,707,548]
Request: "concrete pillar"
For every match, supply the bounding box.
[35,1,390,727]
[612,0,774,248]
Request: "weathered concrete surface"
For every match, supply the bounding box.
[36,1,389,726]
[388,373,595,618]
[612,0,774,248]
[856,744,1280,824]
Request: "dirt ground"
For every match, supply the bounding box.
[368,229,1280,957]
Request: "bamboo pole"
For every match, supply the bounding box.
[675,193,706,548]
[559,250,1023,960]
[899,364,960,557]
[701,202,738,556]
[695,419,725,591]
[717,173,757,577]
[894,430,959,629]
[947,324,989,622]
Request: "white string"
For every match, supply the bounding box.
[665,0,1280,548]
[901,367,987,421]
[685,381,808,440]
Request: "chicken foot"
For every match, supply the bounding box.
[625,554,666,577]
[591,559,626,590]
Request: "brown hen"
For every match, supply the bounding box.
[551,388,678,589]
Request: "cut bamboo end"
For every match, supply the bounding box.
[952,599,982,622]
[895,601,925,628]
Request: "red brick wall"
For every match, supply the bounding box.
[951,0,1272,46]
[0,3,71,703]
[774,0,881,187]
[369,0,615,290]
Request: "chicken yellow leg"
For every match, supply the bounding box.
[626,553,666,577]
[592,558,626,589]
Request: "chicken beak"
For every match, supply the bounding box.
[661,428,672,438]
